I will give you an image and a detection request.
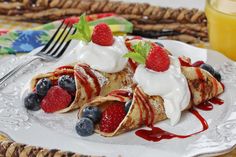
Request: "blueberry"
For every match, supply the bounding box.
[75,118,94,136]
[200,64,215,76]
[125,99,132,114]
[36,78,52,96]
[82,106,101,123]
[24,92,41,111]
[155,42,164,47]
[214,71,221,82]
[58,75,76,92]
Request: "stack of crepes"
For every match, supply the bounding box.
[77,55,224,137]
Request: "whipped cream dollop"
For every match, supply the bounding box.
[77,36,128,73]
[134,56,191,125]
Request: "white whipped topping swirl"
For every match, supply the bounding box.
[134,56,191,125]
[77,36,128,73]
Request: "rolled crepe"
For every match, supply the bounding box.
[78,66,224,136]
[79,88,166,137]
[30,63,134,113]
[181,66,224,105]
[30,65,78,113]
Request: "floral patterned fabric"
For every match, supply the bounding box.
[0,30,49,54]
[0,14,133,55]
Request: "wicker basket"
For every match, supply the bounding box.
[0,0,208,44]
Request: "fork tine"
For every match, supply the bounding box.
[44,22,70,55]
[54,28,77,58]
[51,24,73,57]
[40,20,65,52]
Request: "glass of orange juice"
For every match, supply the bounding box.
[205,0,236,61]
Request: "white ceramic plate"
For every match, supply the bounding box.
[0,39,236,157]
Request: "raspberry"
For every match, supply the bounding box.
[99,103,126,133]
[146,44,170,72]
[41,86,71,113]
[91,23,114,46]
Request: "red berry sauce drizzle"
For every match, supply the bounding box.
[128,59,138,73]
[196,97,224,111]
[134,91,211,142]
[135,108,209,142]
[108,90,133,102]
[56,65,74,70]
[125,37,142,72]
[134,59,224,142]
[74,64,101,100]
[135,88,155,127]
[35,67,75,86]
[52,67,74,81]
[79,64,101,96]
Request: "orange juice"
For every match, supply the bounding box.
[205,0,236,60]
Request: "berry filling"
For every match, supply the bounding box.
[77,99,133,136]
[82,106,102,123]
[24,74,76,113]
[99,102,126,133]
[178,57,222,82]
[76,117,94,137]
[41,86,72,113]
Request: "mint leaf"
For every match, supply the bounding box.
[143,42,151,56]
[131,42,143,56]
[123,52,145,64]
[123,41,151,65]
[131,41,151,58]
[70,14,91,42]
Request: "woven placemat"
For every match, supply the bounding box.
[0,130,235,157]
[0,132,99,157]
[0,0,207,44]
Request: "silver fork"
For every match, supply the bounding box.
[0,20,76,87]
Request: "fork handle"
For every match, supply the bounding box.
[0,56,41,86]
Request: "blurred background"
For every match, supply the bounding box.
[117,0,205,9]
